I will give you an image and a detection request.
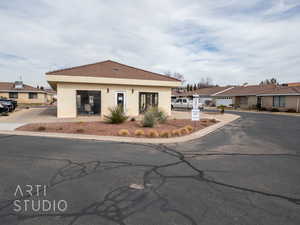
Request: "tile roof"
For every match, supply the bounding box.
[257,86,300,96]
[214,84,277,96]
[173,86,233,97]
[46,60,181,82]
[0,82,45,92]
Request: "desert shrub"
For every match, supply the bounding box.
[270,108,280,112]
[179,127,189,135]
[148,107,168,123]
[160,130,171,138]
[104,106,128,124]
[286,108,296,113]
[171,129,181,136]
[142,111,156,127]
[184,125,193,132]
[118,129,130,136]
[147,130,159,138]
[134,129,145,136]
[37,126,46,131]
[76,128,84,133]
[209,118,217,123]
[130,117,136,122]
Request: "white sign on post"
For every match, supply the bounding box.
[191,95,200,121]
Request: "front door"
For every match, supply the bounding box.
[116,92,125,111]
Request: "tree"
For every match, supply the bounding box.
[260,78,278,85]
[164,71,186,83]
[197,77,214,88]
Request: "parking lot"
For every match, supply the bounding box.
[0,111,299,225]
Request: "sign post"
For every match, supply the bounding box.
[191,95,200,123]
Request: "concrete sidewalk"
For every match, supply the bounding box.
[0,113,239,143]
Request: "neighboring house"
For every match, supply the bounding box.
[258,86,300,112]
[0,81,50,104]
[46,60,181,118]
[213,84,276,108]
[172,86,233,105]
[45,88,57,103]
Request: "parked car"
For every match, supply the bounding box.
[0,102,9,114]
[0,100,15,112]
[171,98,204,110]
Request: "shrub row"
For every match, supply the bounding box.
[118,125,195,138]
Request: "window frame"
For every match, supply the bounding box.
[28,92,38,99]
[9,92,18,99]
[273,96,285,108]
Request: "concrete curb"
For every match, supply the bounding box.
[0,114,240,144]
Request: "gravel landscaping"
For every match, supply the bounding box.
[16,118,218,138]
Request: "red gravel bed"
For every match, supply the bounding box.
[16,119,218,138]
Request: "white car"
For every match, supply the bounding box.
[171,98,204,110]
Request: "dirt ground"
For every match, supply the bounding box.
[16,119,217,137]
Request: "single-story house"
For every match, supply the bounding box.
[172,86,234,105]
[213,84,276,108]
[0,81,51,104]
[46,60,181,118]
[258,86,300,112]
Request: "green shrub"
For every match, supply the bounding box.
[148,107,168,123]
[104,106,128,124]
[76,129,84,133]
[270,108,279,112]
[142,111,157,127]
[37,126,46,131]
[286,108,296,113]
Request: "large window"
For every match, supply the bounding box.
[76,91,101,115]
[28,92,38,99]
[9,92,18,99]
[273,96,285,107]
[139,92,158,113]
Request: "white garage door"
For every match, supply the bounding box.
[216,98,232,107]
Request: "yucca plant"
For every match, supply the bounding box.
[104,106,128,124]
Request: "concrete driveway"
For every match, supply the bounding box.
[0,112,299,225]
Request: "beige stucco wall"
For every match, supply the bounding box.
[0,92,47,104]
[57,82,172,118]
[261,96,300,112]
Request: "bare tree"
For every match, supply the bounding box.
[164,71,186,83]
[260,78,278,85]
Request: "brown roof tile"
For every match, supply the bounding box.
[46,60,181,82]
[258,86,300,96]
[214,84,277,96]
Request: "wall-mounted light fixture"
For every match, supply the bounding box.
[132,89,134,94]
[107,88,109,93]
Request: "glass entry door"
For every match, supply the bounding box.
[116,92,125,111]
[139,92,158,113]
[76,91,101,116]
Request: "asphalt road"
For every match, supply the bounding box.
[0,112,299,225]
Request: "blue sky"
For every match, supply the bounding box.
[0,0,299,87]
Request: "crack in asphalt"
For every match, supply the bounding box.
[0,142,299,225]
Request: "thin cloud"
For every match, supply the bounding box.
[0,0,299,87]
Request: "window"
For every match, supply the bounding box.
[28,92,38,99]
[240,96,248,105]
[182,99,187,103]
[273,96,285,107]
[176,99,182,103]
[9,92,18,99]
[139,92,158,113]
